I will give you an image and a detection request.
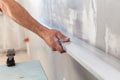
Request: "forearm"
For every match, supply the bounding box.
[0,0,70,53]
[0,0,49,38]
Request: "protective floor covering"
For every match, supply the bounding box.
[0,60,47,80]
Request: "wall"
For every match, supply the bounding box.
[18,0,97,80]
[0,0,119,79]
[10,0,120,80]
[37,0,120,59]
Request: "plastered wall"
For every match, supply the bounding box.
[14,0,120,80]
[37,0,120,59]
[18,0,97,80]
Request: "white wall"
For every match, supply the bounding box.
[18,0,97,80]
[18,0,120,79]
[1,0,120,80]
[34,0,120,59]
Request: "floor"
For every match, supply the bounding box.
[0,50,48,80]
[0,58,47,80]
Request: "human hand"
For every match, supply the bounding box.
[41,29,70,53]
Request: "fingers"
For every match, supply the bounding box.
[57,32,70,42]
[51,36,66,53]
[55,46,65,53]
[47,29,70,53]
[54,31,70,53]
[55,40,66,53]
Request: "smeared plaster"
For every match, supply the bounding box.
[82,0,97,45]
[105,26,120,59]
[68,8,77,35]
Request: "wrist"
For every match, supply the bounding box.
[37,26,50,39]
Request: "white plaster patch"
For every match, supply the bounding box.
[82,0,97,45]
[63,77,66,80]
[88,0,97,45]
[81,7,89,40]
[68,9,77,35]
[105,26,120,59]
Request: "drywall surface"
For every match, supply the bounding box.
[18,0,97,80]
[26,33,97,80]
[36,0,120,59]
[4,0,119,80]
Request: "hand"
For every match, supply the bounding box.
[41,29,70,53]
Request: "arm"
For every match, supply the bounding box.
[0,0,69,53]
